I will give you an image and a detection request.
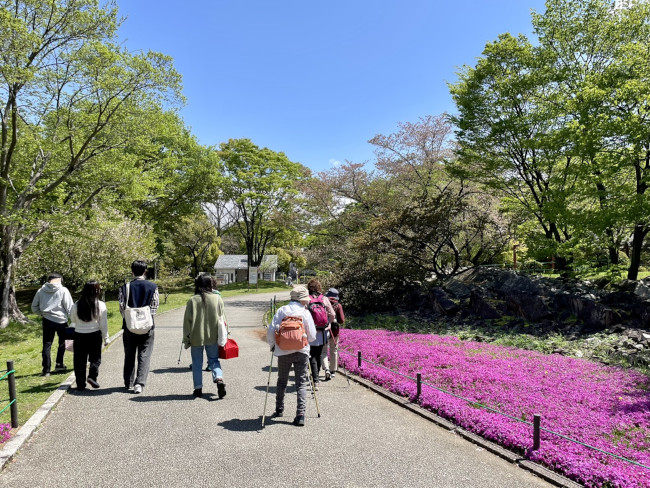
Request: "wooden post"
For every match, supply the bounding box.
[7,360,18,428]
[533,414,541,450]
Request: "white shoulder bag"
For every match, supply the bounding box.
[124,282,153,334]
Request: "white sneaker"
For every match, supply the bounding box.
[133,384,142,394]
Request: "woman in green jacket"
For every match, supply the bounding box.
[183,275,227,398]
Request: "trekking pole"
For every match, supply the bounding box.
[306,360,321,418]
[261,350,275,429]
[177,342,183,365]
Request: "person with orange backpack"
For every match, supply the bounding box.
[266,285,317,426]
[306,278,335,389]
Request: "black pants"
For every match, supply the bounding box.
[42,318,67,373]
[73,331,102,389]
[309,344,324,384]
[123,328,155,388]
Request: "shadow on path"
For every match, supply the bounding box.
[218,417,263,432]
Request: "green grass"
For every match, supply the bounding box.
[0,279,289,435]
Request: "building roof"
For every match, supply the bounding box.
[214,254,278,270]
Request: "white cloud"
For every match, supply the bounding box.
[329,158,341,168]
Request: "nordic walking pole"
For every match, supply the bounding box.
[177,342,184,365]
[261,349,275,429]
[306,360,321,418]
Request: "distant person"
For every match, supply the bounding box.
[183,275,227,398]
[70,280,109,391]
[31,273,73,377]
[324,288,345,379]
[267,285,316,426]
[306,278,335,388]
[119,260,159,394]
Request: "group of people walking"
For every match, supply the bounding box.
[266,278,345,427]
[32,260,160,393]
[32,264,345,426]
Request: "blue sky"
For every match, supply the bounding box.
[117,0,546,173]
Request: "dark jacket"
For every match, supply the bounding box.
[119,278,158,330]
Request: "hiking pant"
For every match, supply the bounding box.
[276,352,309,417]
[309,345,324,384]
[191,343,222,389]
[325,334,339,372]
[42,317,67,373]
[73,330,102,389]
[123,328,154,388]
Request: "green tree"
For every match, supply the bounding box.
[166,213,220,278]
[215,138,308,272]
[0,0,182,326]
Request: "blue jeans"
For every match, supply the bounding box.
[191,344,222,389]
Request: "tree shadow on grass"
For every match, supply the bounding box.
[217,417,263,432]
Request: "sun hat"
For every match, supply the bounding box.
[325,288,339,300]
[290,285,309,301]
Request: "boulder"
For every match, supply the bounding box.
[505,292,551,322]
[429,287,460,316]
[634,281,650,300]
[552,293,621,331]
[443,279,472,299]
[616,279,638,293]
[470,291,501,320]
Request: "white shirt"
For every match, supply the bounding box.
[70,301,108,341]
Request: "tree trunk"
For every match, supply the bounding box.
[627,224,648,281]
[0,235,27,328]
[608,246,619,266]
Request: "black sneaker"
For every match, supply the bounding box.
[54,364,67,372]
[293,415,305,427]
[41,371,50,377]
[87,378,100,389]
[193,388,203,398]
[216,379,227,399]
[325,370,331,381]
[204,365,211,372]
[274,408,284,418]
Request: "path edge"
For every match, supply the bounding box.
[0,328,124,472]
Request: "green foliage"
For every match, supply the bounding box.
[16,207,157,290]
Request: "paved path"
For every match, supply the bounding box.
[0,292,552,487]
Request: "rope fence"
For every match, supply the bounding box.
[0,360,18,428]
[340,348,650,472]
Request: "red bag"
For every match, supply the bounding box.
[276,316,308,351]
[219,338,239,359]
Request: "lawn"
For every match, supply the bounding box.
[339,329,650,488]
[0,279,288,438]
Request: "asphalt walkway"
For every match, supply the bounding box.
[0,292,552,487]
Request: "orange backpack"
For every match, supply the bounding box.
[276,315,308,351]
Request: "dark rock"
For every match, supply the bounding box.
[470,291,501,320]
[443,279,472,299]
[429,287,460,316]
[552,294,621,331]
[592,277,611,289]
[616,279,638,293]
[505,292,551,322]
[634,282,650,300]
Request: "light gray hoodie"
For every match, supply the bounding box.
[31,283,73,324]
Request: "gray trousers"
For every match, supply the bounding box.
[276,352,309,416]
[123,328,154,388]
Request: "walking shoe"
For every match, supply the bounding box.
[41,371,50,377]
[133,384,142,394]
[87,378,100,389]
[76,386,86,392]
[331,372,336,379]
[293,416,305,427]
[325,370,331,381]
[273,408,284,418]
[313,383,319,391]
[216,378,227,399]
[193,388,203,398]
[204,365,211,372]
[125,384,134,391]
[54,364,67,372]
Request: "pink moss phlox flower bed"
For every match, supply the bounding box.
[0,423,10,444]
[338,329,650,488]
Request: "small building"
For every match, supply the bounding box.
[213,254,278,284]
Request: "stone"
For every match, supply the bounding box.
[505,292,551,322]
[429,287,460,316]
[443,279,472,299]
[470,291,501,320]
[634,282,650,300]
